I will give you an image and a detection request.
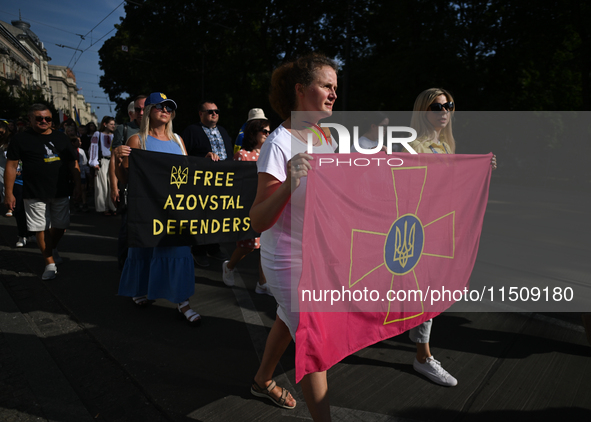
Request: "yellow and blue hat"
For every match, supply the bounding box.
[145,92,177,110]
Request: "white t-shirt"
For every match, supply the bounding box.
[77,148,90,177]
[257,124,337,267]
[88,131,113,167]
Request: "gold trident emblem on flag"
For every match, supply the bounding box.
[348,166,455,325]
[170,166,188,189]
[393,220,415,268]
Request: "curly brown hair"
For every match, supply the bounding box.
[269,53,338,120]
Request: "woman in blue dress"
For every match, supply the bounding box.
[116,92,200,325]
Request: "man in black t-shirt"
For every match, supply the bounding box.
[4,104,81,280]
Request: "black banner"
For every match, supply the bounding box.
[128,149,259,248]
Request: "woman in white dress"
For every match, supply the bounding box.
[250,53,338,422]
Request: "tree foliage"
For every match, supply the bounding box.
[100,0,345,131]
[0,82,57,121]
[98,0,591,188]
[100,0,590,126]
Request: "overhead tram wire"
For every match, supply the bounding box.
[65,38,85,69]
[76,79,104,85]
[0,9,101,67]
[70,27,117,71]
[66,1,125,70]
[83,1,125,38]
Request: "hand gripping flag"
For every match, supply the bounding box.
[295,152,492,382]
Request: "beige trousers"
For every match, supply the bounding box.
[94,157,116,212]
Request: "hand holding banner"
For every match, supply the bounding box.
[127,149,259,248]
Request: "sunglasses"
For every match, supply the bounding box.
[35,116,53,123]
[203,109,219,115]
[429,102,454,112]
[261,129,271,135]
[154,103,174,113]
[134,107,145,113]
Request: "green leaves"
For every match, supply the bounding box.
[98,0,589,132]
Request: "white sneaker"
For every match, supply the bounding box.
[255,282,274,296]
[221,260,235,287]
[413,356,458,387]
[52,249,63,264]
[16,237,26,248]
[42,264,58,280]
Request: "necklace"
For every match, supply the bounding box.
[292,128,321,147]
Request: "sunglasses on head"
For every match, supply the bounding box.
[429,102,454,112]
[154,103,174,113]
[261,129,271,135]
[35,116,53,123]
[203,109,219,115]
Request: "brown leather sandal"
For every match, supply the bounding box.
[250,379,296,409]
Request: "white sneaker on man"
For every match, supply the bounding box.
[42,264,58,280]
[16,237,26,248]
[413,356,457,387]
[221,260,235,287]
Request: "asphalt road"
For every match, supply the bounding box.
[0,183,590,422]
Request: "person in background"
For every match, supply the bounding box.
[81,121,97,156]
[234,108,267,154]
[222,117,272,295]
[15,118,28,135]
[64,125,77,140]
[11,157,35,246]
[182,100,232,267]
[77,125,88,144]
[351,111,391,153]
[89,116,117,216]
[71,136,89,212]
[110,95,146,209]
[1,120,11,216]
[8,120,17,135]
[2,120,34,244]
[111,95,147,269]
[82,121,97,195]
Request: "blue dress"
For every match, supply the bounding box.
[118,135,194,303]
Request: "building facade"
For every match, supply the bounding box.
[0,16,96,124]
[0,19,36,96]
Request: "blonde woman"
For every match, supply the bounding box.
[405,88,496,387]
[116,92,200,325]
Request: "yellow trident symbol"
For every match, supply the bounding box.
[393,220,415,268]
[170,166,188,189]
